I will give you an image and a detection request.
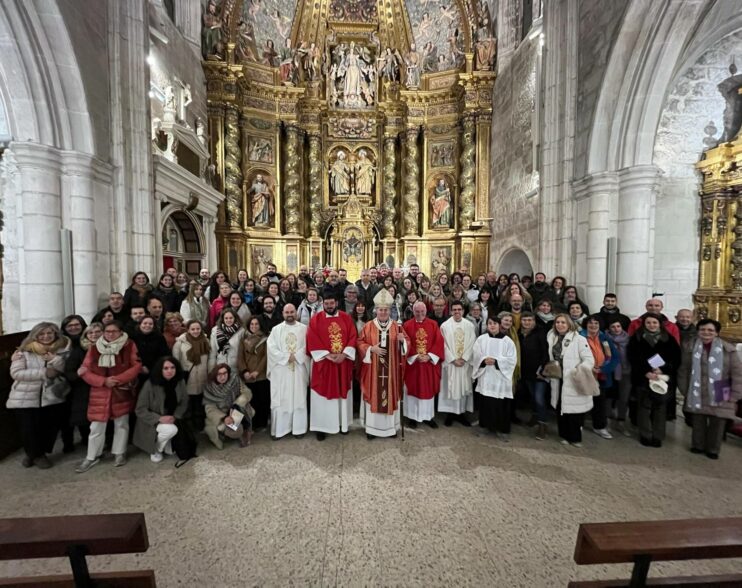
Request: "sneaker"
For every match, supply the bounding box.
[570,442,583,448]
[616,421,633,437]
[593,428,613,440]
[560,439,570,445]
[75,458,99,474]
[150,452,163,463]
[34,456,53,469]
[114,454,127,467]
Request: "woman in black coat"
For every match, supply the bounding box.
[132,316,171,386]
[123,271,154,309]
[152,273,183,313]
[627,313,681,448]
[60,315,89,452]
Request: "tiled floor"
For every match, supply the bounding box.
[0,417,740,587]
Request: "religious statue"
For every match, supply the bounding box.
[262,39,279,67]
[432,247,451,275]
[201,0,223,59]
[163,85,176,122]
[235,20,259,63]
[430,178,452,228]
[195,118,206,146]
[718,62,742,142]
[422,42,438,73]
[331,42,375,108]
[248,174,274,227]
[354,149,375,196]
[377,48,402,83]
[249,137,273,163]
[177,81,192,125]
[279,38,296,85]
[404,44,421,89]
[303,42,321,82]
[330,150,351,196]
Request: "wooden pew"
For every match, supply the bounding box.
[0,513,155,587]
[569,517,742,587]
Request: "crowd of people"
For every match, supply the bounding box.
[7,263,742,472]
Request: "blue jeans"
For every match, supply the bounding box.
[524,379,548,423]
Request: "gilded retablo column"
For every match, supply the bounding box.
[284,125,302,235]
[223,107,243,227]
[308,134,322,237]
[382,136,397,238]
[459,117,476,228]
[403,127,420,235]
[732,197,742,290]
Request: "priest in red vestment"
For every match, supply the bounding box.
[403,301,444,428]
[306,293,357,440]
[357,289,410,439]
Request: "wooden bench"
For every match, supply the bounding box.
[0,513,155,587]
[569,517,742,588]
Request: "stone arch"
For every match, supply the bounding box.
[160,207,206,276]
[496,247,533,277]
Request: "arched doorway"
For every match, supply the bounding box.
[497,248,534,277]
[162,210,205,276]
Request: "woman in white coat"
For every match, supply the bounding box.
[546,313,595,447]
[172,320,211,431]
[208,309,244,372]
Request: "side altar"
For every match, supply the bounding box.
[201,0,497,281]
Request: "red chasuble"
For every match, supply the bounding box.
[402,317,444,399]
[357,320,408,415]
[306,310,357,400]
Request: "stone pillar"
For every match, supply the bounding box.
[308,134,322,237]
[617,165,661,315]
[459,116,477,229]
[223,106,243,228]
[153,191,164,274]
[204,215,218,270]
[403,127,420,236]
[382,135,397,238]
[284,125,302,235]
[573,172,617,311]
[12,143,64,327]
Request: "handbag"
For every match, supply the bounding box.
[571,363,600,396]
[43,376,70,400]
[541,360,562,379]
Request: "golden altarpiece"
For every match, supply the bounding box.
[695,123,742,341]
[201,0,496,281]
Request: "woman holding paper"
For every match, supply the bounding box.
[677,318,742,459]
[627,313,681,448]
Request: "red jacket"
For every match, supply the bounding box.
[82,341,142,422]
[627,315,680,345]
[208,296,229,329]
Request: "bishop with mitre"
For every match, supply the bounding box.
[357,288,410,439]
[306,293,357,440]
[267,304,309,439]
[402,301,444,428]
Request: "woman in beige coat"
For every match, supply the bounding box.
[172,320,210,431]
[678,318,742,459]
[202,363,254,449]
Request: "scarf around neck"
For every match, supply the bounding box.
[642,330,661,347]
[185,333,210,365]
[689,337,728,409]
[537,311,555,323]
[217,324,239,352]
[96,332,129,368]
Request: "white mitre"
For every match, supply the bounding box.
[373,288,394,309]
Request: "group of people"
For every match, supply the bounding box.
[7,263,742,472]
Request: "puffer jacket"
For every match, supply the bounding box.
[82,340,142,422]
[547,330,595,414]
[7,345,70,409]
[208,327,244,371]
[172,333,209,396]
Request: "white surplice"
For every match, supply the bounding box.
[472,334,517,399]
[438,317,476,414]
[267,321,309,438]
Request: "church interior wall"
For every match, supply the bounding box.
[489,33,540,274]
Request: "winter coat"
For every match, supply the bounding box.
[579,329,619,389]
[596,307,630,331]
[627,330,681,392]
[123,285,152,309]
[208,296,230,329]
[519,328,549,380]
[82,340,142,422]
[8,346,69,409]
[180,297,210,325]
[133,379,188,454]
[172,333,209,396]
[131,331,170,385]
[297,300,322,326]
[63,341,91,426]
[236,333,268,381]
[208,327,244,371]
[547,330,595,414]
[152,287,181,313]
[677,338,742,420]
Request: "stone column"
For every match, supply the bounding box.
[382,136,397,238]
[308,134,322,237]
[153,191,165,274]
[204,215,219,270]
[459,116,477,229]
[223,106,243,228]
[284,125,302,235]
[403,127,420,236]
[11,143,65,327]
[617,165,661,315]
